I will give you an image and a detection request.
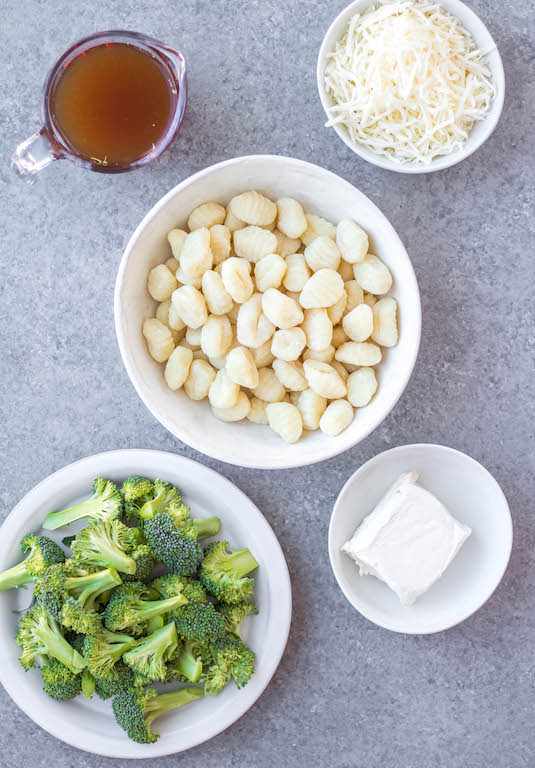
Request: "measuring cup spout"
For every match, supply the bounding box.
[12,127,60,179]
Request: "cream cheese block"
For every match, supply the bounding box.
[341,472,471,606]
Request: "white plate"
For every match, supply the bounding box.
[115,155,421,468]
[0,450,292,758]
[328,444,512,633]
[317,0,505,174]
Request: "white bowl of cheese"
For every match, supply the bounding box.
[317,0,505,173]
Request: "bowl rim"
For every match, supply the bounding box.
[328,443,513,633]
[316,0,505,174]
[0,448,293,758]
[114,154,422,469]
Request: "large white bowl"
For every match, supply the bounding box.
[0,450,292,758]
[317,0,505,174]
[115,155,421,469]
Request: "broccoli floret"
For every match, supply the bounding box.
[151,574,207,604]
[0,534,66,592]
[144,514,203,575]
[122,543,156,583]
[168,638,213,683]
[41,658,82,700]
[94,661,135,700]
[121,477,155,519]
[112,685,203,744]
[123,621,179,682]
[104,582,187,635]
[83,629,136,679]
[71,520,138,575]
[137,480,183,522]
[15,604,86,674]
[216,600,258,639]
[199,541,258,604]
[81,668,96,699]
[204,633,255,695]
[173,601,225,643]
[42,479,123,531]
[34,563,123,634]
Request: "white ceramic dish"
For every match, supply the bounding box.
[115,155,421,469]
[317,0,505,174]
[328,444,512,633]
[0,449,292,758]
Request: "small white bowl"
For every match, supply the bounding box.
[0,449,292,758]
[328,444,512,633]
[115,155,421,469]
[317,0,505,174]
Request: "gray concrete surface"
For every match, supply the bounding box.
[1,0,534,766]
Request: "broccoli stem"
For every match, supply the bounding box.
[42,499,103,531]
[137,595,188,623]
[222,548,259,577]
[35,621,86,675]
[67,569,123,609]
[82,668,96,698]
[96,543,136,576]
[174,641,203,683]
[0,561,33,591]
[144,687,203,727]
[193,517,221,539]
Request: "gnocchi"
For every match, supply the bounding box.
[234,226,278,263]
[266,402,303,443]
[262,288,304,330]
[164,346,193,391]
[188,202,226,231]
[319,399,354,436]
[229,191,277,226]
[276,197,307,239]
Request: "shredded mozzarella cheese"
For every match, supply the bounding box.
[324,0,496,164]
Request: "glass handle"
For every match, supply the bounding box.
[11,127,60,179]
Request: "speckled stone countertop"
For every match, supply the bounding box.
[1,1,534,766]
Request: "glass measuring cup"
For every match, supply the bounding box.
[12,30,187,177]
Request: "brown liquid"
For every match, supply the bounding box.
[51,43,176,165]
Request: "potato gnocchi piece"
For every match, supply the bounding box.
[168,302,186,332]
[301,214,336,246]
[274,229,301,258]
[343,304,374,342]
[276,197,307,239]
[336,218,368,264]
[212,391,251,422]
[226,302,240,324]
[221,257,254,304]
[283,254,311,293]
[338,259,355,282]
[210,224,232,265]
[188,202,226,231]
[176,265,202,290]
[185,326,202,348]
[147,264,178,302]
[224,208,246,232]
[271,327,306,362]
[272,359,308,391]
[300,308,333,351]
[332,326,349,349]
[299,269,344,309]
[165,257,180,276]
[252,367,286,403]
[353,254,392,295]
[208,368,240,409]
[331,360,349,382]
[347,367,378,407]
[254,253,287,293]
[233,226,278,264]
[225,346,260,389]
[303,359,347,399]
[167,229,188,261]
[372,298,399,347]
[335,341,382,367]
[164,346,193,391]
[171,286,208,329]
[237,293,276,349]
[327,290,347,325]
[143,318,175,363]
[266,402,303,443]
[320,399,354,436]
[304,236,341,272]
[262,288,304,330]
[184,359,217,400]
[209,339,240,370]
[229,191,277,226]
[156,300,171,326]
[344,281,365,314]
[251,339,276,369]
[303,345,335,364]
[201,315,233,359]
[296,388,327,431]
[180,228,213,280]
[201,270,234,316]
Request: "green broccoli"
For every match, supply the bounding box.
[0,534,66,592]
[204,633,255,695]
[15,604,86,673]
[94,661,135,700]
[42,478,123,531]
[70,520,138,575]
[34,563,123,634]
[216,600,258,639]
[81,668,96,699]
[104,582,188,635]
[168,638,212,683]
[112,685,203,744]
[199,541,258,604]
[121,531,156,583]
[143,514,203,575]
[151,574,208,604]
[41,657,82,700]
[123,621,179,682]
[82,629,137,679]
[193,517,221,539]
[135,480,183,521]
[121,477,155,519]
[173,601,225,643]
